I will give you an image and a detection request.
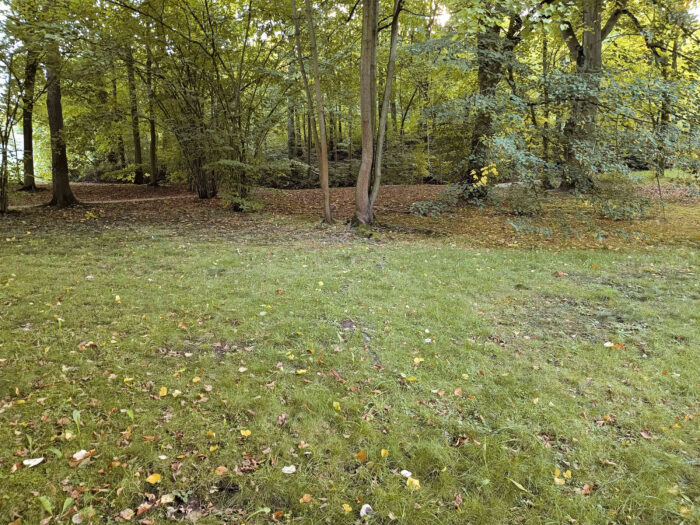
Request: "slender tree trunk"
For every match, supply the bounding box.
[291,0,332,222]
[369,0,402,208]
[126,46,144,184]
[355,0,378,224]
[348,104,353,175]
[146,43,158,186]
[303,0,332,222]
[111,72,126,168]
[20,50,38,191]
[144,45,158,185]
[45,42,77,208]
[287,96,296,159]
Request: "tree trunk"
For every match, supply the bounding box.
[560,0,605,190]
[45,43,77,208]
[110,71,126,168]
[146,43,158,186]
[126,46,144,184]
[291,0,332,222]
[355,0,378,224]
[287,96,296,159]
[369,0,402,209]
[303,0,332,222]
[20,50,38,191]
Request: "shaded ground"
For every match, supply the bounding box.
[4,181,699,250]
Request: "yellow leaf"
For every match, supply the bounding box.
[342,503,352,513]
[296,369,307,374]
[413,357,424,365]
[240,429,252,437]
[554,477,566,485]
[406,376,417,382]
[115,295,121,303]
[299,493,312,504]
[192,376,201,383]
[209,445,218,452]
[332,401,341,412]
[564,470,572,479]
[159,387,167,397]
[407,477,420,489]
[145,473,161,484]
[554,468,561,477]
[381,449,388,458]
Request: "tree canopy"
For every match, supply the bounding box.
[1,0,698,219]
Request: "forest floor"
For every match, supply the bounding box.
[0,180,698,524]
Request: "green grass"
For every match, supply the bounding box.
[1,224,698,524]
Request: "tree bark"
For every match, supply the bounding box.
[146,43,158,186]
[287,96,296,159]
[355,0,378,224]
[369,0,402,209]
[303,0,332,222]
[126,46,145,184]
[20,50,38,191]
[45,42,77,208]
[559,0,606,190]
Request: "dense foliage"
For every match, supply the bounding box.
[1,0,699,220]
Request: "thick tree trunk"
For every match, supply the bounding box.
[126,46,144,184]
[355,0,378,224]
[45,43,77,208]
[20,50,38,191]
[460,13,521,196]
[560,0,604,190]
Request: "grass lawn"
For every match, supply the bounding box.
[1,192,698,524]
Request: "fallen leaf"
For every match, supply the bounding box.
[354,450,367,462]
[240,429,251,437]
[158,387,167,397]
[299,493,312,504]
[22,457,44,468]
[282,465,296,474]
[215,466,228,476]
[145,473,161,484]
[381,449,388,458]
[342,503,352,513]
[119,509,134,521]
[407,477,420,489]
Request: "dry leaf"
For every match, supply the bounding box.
[354,450,367,462]
[299,493,312,504]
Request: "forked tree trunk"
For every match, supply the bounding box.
[126,46,145,184]
[45,43,77,208]
[20,50,38,191]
